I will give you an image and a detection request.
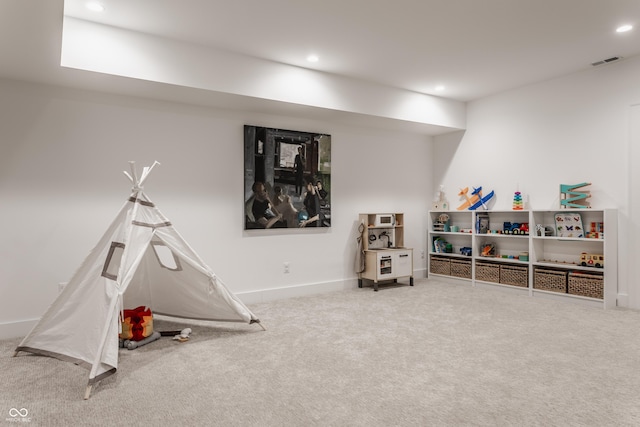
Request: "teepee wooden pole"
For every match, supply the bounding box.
[84,384,93,400]
[129,161,138,186]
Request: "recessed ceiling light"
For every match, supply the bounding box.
[306,55,319,63]
[435,85,446,91]
[616,24,633,33]
[86,2,105,12]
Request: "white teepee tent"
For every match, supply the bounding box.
[14,161,263,399]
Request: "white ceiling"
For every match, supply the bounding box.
[1,0,639,133]
[61,0,640,102]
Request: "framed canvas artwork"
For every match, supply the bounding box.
[244,125,331,230]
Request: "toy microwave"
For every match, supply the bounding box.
[375,214,395,227]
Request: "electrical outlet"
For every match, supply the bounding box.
[421,250,425,259]
[283,262,290,274]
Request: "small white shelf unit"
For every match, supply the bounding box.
[427,209,617,308]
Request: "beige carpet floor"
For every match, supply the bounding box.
[2,278,640,426]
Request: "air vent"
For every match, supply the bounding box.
[591,56,622,66]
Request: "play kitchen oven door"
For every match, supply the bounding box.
[395,251,412,277]
[378,253,393,279]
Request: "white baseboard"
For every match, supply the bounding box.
[617,293,629,307]
[236,278,359,305]
[414,268,427,278]
[0,319,38,340]
[236,269,426,305]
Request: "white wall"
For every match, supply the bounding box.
[629,104,640,309]
[434,55,640,308]
[0,78,433,339]
[62,18,466,131]
[4,54,638,340]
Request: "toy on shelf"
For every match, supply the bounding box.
[460,247,472,256]
[503,222,529,235]
[512,190,524,210]
[432,185,450,210]
[457,186,495,211]
[433,213,450,231]
[476,213,489,234]
[586,222,604,239]
[555,212,584,238]
[535,224,554,237]
[580,252,604,268]
[480,242,496,257]
[560,182,591,209]
[433,237,453,253]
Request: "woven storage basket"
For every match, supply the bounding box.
[568,271,603,299]
[430,256,450,275]
[533,268,567,293]
[475,261,500,283]
[450,258,472,279]
[500,264,528,287]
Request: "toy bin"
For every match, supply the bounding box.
[533,268,567,293]
[430,256,450,276]
[450,258,472,279]
[499,264,528,287]
[475,261,500,283]
[568,271,604,299]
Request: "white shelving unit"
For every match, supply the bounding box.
[427,209,617,308]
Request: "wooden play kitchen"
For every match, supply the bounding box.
[357,213,413,291]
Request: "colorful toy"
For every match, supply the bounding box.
[503,222,529,235]
[119,306,153,341]
[460,247,472,256]
[433,236,448,253]
[560,182,591,209]
[457,186,495,211]
[512,191,524,210]
[555,213,584,238]
[580,252,604,268]
[586,222,604,239]
[480,242,496,257]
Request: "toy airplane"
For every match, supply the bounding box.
[457,187,471,210]
[457,186,495,211]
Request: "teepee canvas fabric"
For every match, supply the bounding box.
[15,162,261,398]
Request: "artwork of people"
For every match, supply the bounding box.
[244,125,331,229]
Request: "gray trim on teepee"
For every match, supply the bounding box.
[101,242,125,280]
